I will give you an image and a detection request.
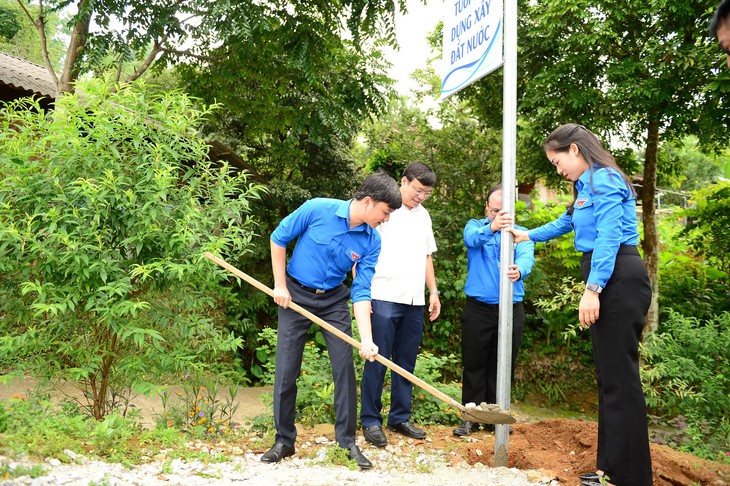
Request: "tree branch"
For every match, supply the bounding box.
[159,46,217,62]
[59,0,93,94]
[120,40,162,85]
[17,0,59,91]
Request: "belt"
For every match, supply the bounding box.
[466,296,499,309]
[582,245,639,261]
[287,275,331,295]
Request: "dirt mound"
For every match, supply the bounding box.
[446,419,729,486]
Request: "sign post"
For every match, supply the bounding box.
[494,0,517,468]
[440,0,517,468]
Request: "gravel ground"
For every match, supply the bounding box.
[1,436,559,486]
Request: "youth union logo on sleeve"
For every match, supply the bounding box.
[349,249,361,261]
[576,198,589,208]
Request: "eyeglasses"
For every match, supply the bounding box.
[487,207,500,215]
[409,181,433,198]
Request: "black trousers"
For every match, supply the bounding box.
[273,282,357,448]
[460,298,524,405]
[582,246,652,486]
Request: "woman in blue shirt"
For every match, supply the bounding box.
[509,124,653,486]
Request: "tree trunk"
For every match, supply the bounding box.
[58,0,93,94]
[641,116,660,337]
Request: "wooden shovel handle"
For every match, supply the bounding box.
[203,252,465,411]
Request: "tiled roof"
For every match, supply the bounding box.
[0,51,56,98]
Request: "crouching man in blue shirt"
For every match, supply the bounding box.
[262,172,402,469]
[454,184,534,437]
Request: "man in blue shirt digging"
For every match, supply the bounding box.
[263,172,402,469]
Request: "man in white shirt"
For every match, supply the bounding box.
[359,162,441,447]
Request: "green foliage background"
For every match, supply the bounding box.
[0,80,263,418]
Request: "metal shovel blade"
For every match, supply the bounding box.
[204,252,516,425]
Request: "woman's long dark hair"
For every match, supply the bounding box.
[544,123,635,214]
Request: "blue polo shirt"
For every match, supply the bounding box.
[529,167,639,288]
[270,198,381,303]
[463,220,535,304]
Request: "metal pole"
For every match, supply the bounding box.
[495,0,518,468]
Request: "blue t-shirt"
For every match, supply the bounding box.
[463,220,535,304]
[528,167,639,288]
[270,198,381,303]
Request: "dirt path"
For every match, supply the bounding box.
[0,375,269,428]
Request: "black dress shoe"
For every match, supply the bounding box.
[579,472,603,482]
[363,425,388,447]
[453,420,479,436]
[580,482,602,486]
[346,445,373,469]
[260,442,295,463]
[387,420,426,439]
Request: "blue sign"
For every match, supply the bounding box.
[441,0,503,98]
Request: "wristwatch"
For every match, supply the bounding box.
[586,283,603,294]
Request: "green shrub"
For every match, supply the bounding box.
[0,80,263,419]
[409,351,462,425]
[641,310,730,459]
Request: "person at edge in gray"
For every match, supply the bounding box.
[711,0,730,69]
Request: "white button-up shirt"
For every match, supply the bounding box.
[370,203,437,306]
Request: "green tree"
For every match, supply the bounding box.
[681,181,730,274]
[0,80,263,419]
[14,0,410,94]
[357,97,502,366]
[657,136,724,192]
[0,0,64,66]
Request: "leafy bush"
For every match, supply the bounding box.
[641,310,730,459]
[681,181,730,274]
[409,351,462,425]
[0,80,263,419]
[658,215,729,320]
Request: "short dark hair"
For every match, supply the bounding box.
[403,161,436,187]
[486,184,502,203]
[710,0,730,38]
[354,172,402,210]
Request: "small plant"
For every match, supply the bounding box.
[534,276,584,347]
[642,311,730,461]
[321,446,358,470]
[0,463,46,480]
[157,373,241,438]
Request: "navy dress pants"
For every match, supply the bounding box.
[273,283,357,448]
[360,300,424,427]
[460,299,524,405]
[582,246,653,486]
